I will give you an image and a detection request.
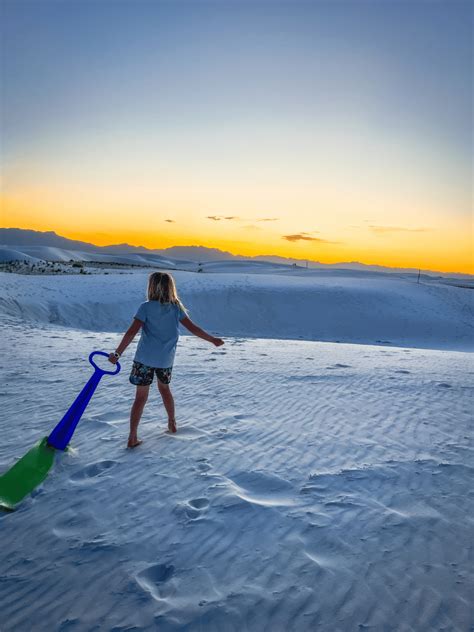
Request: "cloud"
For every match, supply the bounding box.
[164,219,175,223]
[206,215,278,223]
[369,225,429,234]
[206,215,240,221]
[282,232,336,243]
[243,224,263,231]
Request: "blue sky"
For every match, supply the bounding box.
[2,0,471,157]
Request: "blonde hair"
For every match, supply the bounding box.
[147,271,187,313]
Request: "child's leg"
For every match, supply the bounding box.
[128,385,149,447]
[157,381,176,432]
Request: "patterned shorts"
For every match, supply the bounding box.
[129,361,173,386]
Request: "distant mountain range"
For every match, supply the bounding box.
[0,228,470,277]
[0,228,235,261]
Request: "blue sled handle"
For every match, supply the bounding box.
[88,350,121,376]
[47,350,121,450]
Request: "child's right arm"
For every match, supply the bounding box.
[180,317,224,347]
[108,318,144,363]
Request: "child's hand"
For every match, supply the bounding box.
[212,337,225,347]
[108,352,119,364]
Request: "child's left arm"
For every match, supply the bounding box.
[180,316,224,346]
[108,318,143,364]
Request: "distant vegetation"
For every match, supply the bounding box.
[0,259,89,275]
[0,258,165,275]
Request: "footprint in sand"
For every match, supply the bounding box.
[167,425,207,439]
[300,483,327,495]
[197,462,212,473]
[195,457,212,473]
[70,460,118,482]
[175,497,210,520]
[135,564,175,600]
[189,497,209,510]
[233,413,252,422]
[224,471,296,508]
[437,382,452,388]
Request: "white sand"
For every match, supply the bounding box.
[0,270,472,631]
[0,270,472,350]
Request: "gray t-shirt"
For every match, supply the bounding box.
[133,301,186,368]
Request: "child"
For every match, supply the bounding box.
[108,271,224,448]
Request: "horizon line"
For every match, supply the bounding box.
[0,226,472,277]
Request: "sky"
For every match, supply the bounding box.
[0,0,472,272]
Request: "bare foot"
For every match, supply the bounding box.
[127,438,143,449]
[168,418,177,433]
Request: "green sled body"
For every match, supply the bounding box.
[0,437,56,511]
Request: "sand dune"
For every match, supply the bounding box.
[1,270,472,350]
[0,247,45,264]
[0,244,181,268]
